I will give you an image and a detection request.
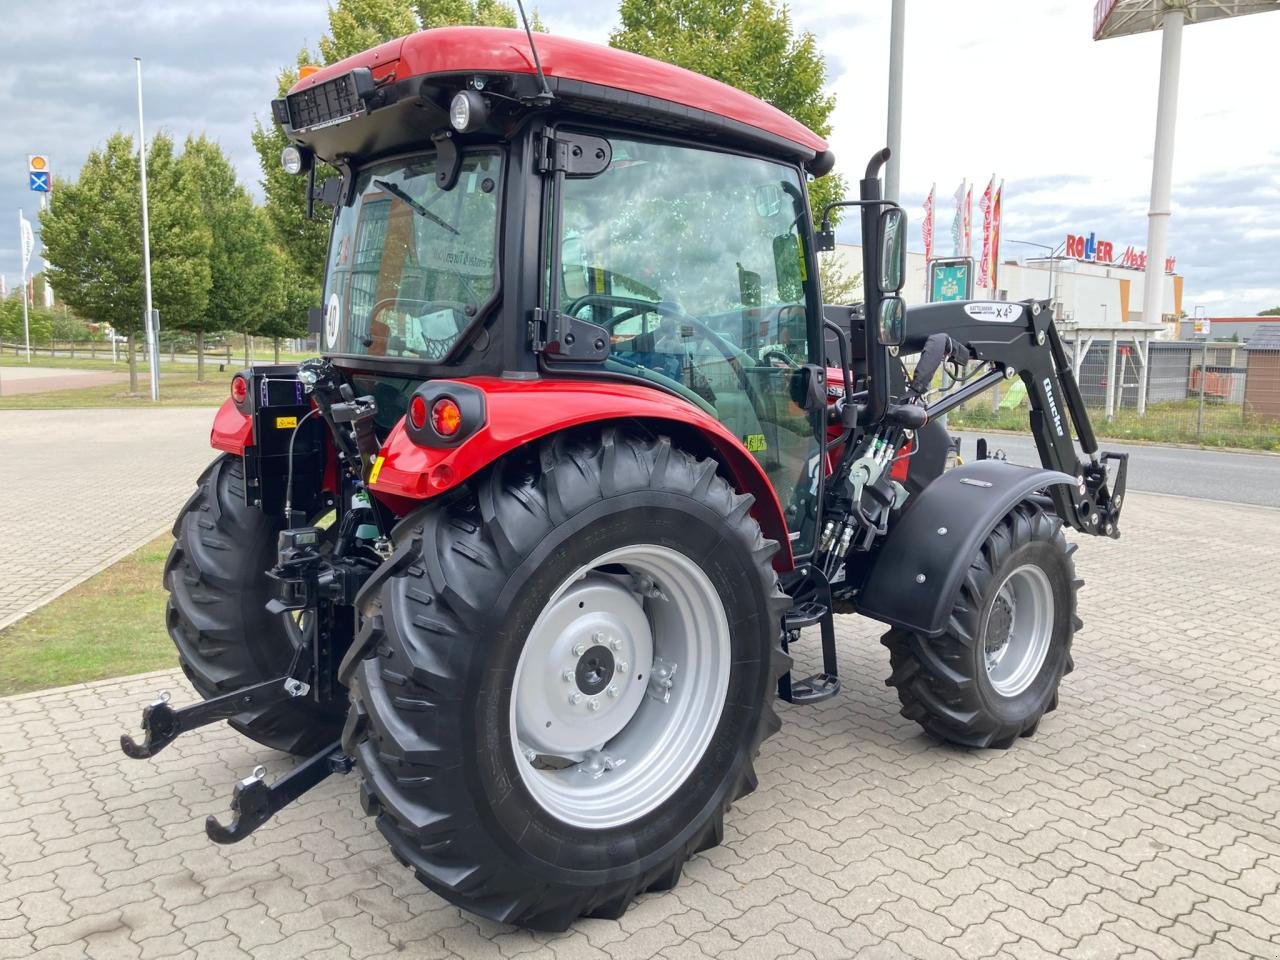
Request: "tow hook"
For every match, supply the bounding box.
[206,744,353,844]
[119,677,301,759]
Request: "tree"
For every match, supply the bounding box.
[610,0,850,302]
[257,252,311,363]
[221,208,286,365]
[39,132,210,391]
[185,135,278,380]
[1259,306,1280,316]
[253,0,539,300]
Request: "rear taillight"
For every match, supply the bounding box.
[231,375,248,405]
[431,398,462,437]
[409,394,428,430]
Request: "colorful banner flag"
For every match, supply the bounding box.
[950,181,964,256]
[990,182,1004,293]
[963,185,973,257]
[922,183,935,263]
[977,176,995,289]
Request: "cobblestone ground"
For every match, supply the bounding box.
[0,409,215,629]
[1,492,1278,959]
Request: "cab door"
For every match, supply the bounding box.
[544,132,826,555]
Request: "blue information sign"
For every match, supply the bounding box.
[29,172,50,193]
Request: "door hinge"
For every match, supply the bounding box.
[529,306,609,362]
[537,132,613,177]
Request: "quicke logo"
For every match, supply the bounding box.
[1043,377,1065,438]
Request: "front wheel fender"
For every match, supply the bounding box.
[854,459,1075,637]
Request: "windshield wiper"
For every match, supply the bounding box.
[373,179,459,236]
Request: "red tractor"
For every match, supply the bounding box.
[122,25,1127,929]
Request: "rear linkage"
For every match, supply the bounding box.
[121,359,380,843]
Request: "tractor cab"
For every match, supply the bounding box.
[274,26,850,556]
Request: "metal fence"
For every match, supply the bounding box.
[949,338,1280,451]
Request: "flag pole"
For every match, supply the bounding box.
[19,210,31,362]
[135,56,160,401]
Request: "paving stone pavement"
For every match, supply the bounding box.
[1,491,1278,959]
[0,409,217,629]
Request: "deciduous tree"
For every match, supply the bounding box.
[610,0,850,303]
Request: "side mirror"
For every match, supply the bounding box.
[877,297,905,347]
[878,207,907,294]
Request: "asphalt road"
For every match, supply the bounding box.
[956,430,1280,508]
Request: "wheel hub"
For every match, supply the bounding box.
[982,563,1055,698]
[509,544,731,829]
[512,578,652,761]
[574,645,615,696]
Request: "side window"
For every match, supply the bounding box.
[555,137,823,553]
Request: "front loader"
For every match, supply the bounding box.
[120,25,1126,930]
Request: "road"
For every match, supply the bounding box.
[957,430,1280,508]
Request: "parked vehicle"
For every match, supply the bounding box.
[121,25,1127,930]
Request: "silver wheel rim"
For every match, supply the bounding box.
[982,563,1055,698]
[509,544,731,829]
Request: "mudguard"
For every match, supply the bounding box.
[211,399,253,454]
[369,376,796,569]
[855,458,1075,637]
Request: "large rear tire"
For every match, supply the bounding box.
[164,455,345,756]
[882,502,1080,749]
[341,428,790,930]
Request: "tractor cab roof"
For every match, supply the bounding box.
[280,26,833,174]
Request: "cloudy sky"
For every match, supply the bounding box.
[2,0,1277,313]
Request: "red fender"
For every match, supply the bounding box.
[370,377,796,570]
[211,398,253,454]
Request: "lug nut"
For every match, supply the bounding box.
[609,638,621,651]
[607,685,619,698]
[569,692,582,705]
[524,749,537,763]
[562,669,575,682]
[588,699,601,712]
[573,641,587,656]
[616,660,628,674]
[593,632,606,644]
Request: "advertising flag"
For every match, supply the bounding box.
[990,182,1004,293]
[922,183,935,263]
[950,181,964,256]
[963,185,973,257]
[43,276,54,309]
[19,212,34,272]
[977,176,995,289]
[0,274,6,298]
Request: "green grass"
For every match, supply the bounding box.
[950,398,1280,452]
[0,374,230,409]
[0,535,176,697]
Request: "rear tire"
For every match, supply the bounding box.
[882,502,1080,749]
[164,455,345,756]
[342,428,790,930]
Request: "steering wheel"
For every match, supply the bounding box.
[564,293,764,417]
[368,298,472,360]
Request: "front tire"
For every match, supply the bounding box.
[882,502,1081,749]
[341,428,790,930]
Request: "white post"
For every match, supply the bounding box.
[135,57,160,402]
[1106,331,1118,421]
[884,0,906,201]
[1142,10,1183,330]
[1135,336,1150,415]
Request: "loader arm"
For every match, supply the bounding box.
[905,298,1127,539]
